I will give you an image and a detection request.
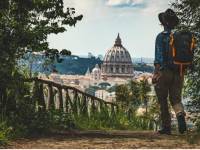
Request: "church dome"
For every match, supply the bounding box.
[92,64,101,73]
[91,64,101,80]
[103,35,132,63]
[101,34,134,79]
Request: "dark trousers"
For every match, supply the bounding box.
[154,69,184,129]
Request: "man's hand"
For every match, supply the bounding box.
[152,64,161,84]
[152,71,162,84]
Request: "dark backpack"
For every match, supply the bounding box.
[169,30,196,76]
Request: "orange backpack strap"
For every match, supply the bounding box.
[170,33,176,57]
[170,32,185,77]
[190,35,196,51]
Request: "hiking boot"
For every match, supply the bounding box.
[158,127,171,135]
[177,112,187,134]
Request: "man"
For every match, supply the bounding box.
[153,9,187,134]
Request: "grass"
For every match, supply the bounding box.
[72,109,156,131]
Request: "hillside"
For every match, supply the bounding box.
[23,54,154,75]
[55,55,102,75]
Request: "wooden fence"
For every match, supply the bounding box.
[25,78,118,118]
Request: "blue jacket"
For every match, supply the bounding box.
[154,28,173,69]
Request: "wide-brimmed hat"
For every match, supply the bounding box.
[158,9,179,28]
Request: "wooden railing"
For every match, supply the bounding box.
[25,78,118,118]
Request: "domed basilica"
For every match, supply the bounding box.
[101,34,134,79]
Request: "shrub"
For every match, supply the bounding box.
[0,122,12,147]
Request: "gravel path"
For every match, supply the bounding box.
[5,130,200,149]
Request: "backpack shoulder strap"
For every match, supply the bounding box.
[161,31,171,64]
[191,35,196,51]
[169,32,176,57]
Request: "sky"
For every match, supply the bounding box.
[48,0,174,58]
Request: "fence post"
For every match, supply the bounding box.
[77,94,81,116]
[38,83,46,111]
[65,89,69,113]
[73,91,78,115]
[91,99,96,115]
[81,95,88,117]
[48,83,55,110]
[99,101,103,113]
[58,87,63,111]
[32,80,39,111]
[111,104,115,116]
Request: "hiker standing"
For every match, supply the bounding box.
[153,9,196,134]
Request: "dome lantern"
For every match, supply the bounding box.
[114,33,122,47]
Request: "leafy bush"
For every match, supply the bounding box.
[0,122,12,146]
[196,119,200,133]
[48,110,76,130]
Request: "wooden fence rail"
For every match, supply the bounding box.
[25,78,118,119]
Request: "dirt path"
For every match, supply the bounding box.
[5,130,200,149]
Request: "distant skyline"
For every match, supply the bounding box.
[47,0,174,58]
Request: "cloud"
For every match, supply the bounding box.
[64,0,96,14]
[140,0,171,15]
[106,0,173,16]
[63,0,172,20]
[106,0,145,7]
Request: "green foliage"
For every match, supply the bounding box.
[196,119,200,133]
[0,0,83,116]
[116,80,151,114]
[0,0,83,142]
[116,84,130,108]
[139,79,151,113]
[0,122,12,146]
[172,0,200,130]
[20,52,41,78]
[172,0,200,30]
[60,49,71,56]
[5,102,77,137]
[48,110,76,130]
[129,80,142,110]
[73,108,155,131]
